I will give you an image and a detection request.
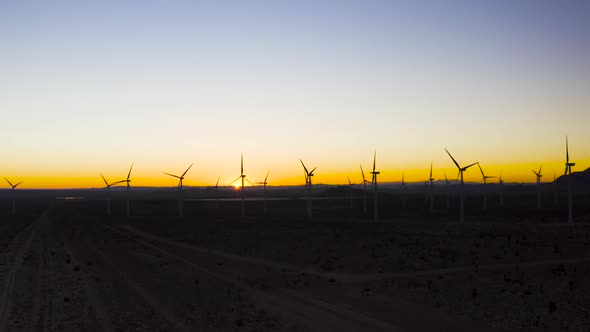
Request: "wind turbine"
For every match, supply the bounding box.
[300,159,316,220]
[163,163,193,217]
[163,163,193,191]
[445,148,478,223]
[100,174,124,216]
[532,165,543,209]
[564,136,575,224]
[477,163,495,211]
[4,177,23,216]
[360,164,369,213]
[229,154,254,217]
[256,170,270,215]
[370,150,380,222]
[119,163,133,217]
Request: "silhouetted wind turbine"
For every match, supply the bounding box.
[477,163,495,211]
[163,163,193,217]
[532,165,543,209]
[257,170,270,215]
[445,148,478,223]
[229,154,254,217]
[360,164,369,213]
[300,159,316,220]
[564,137,575,224]
[119,163,133,217]
[370,150,380,222]
[100,173,123,216]
[4,177,23,216]
[163,163,193,191]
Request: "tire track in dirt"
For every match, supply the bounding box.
[107,224,402,332]
[0,213,43,332]
[81,237,193,332]
[120,224,590,282]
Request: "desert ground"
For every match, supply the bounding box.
[0,183,589,331]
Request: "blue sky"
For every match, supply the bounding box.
[1,1,589,187]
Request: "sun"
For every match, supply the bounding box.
[234,184,241,190]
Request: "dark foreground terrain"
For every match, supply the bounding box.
[1,193,589,331]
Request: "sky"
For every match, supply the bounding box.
[1,0,589,188]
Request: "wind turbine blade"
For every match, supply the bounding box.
[464,162,479,170]
[240,154,244,175]
[477,163,485,177]
[264,170,270,182]
[430,162,433,178]
[564,165,568,176]
[215,176,220,188]
[444,148,461,169]
[245,178,255,186]
[127,163,134,181]
[299,159,309,174]
[360,164,366,181]
[532,169,538,176]
[4,177,13,187]
[163,172,181,179]
[181,163,194,177]
[101,173,108,186]
[309,167,317,175]
[348,176,352,185]
[373,150,376,172]
[539,165,542,175]
[228,176,242,186]
[14,181,23,188]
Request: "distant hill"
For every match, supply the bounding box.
[555,167,590,186]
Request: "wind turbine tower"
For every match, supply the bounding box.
[120,163,133,217]
[257,170,270,215]
[360,165,369,214]
[370,151,380,222]
[477,163,495,211]
[564,137,576,224]
[229,154,253,218]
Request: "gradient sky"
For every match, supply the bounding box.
[1,0,589,188]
